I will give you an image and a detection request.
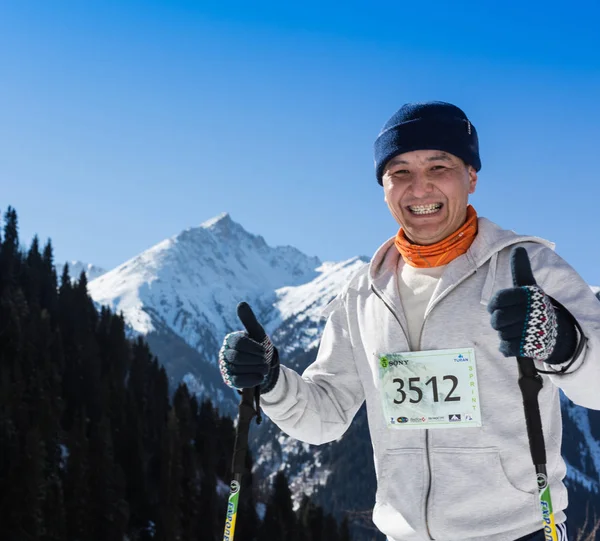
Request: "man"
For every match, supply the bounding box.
[218,102,600,541]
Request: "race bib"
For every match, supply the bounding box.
[378,348,482,430]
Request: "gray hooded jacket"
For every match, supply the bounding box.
[261,217,600,541]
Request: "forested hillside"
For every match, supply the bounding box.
[0,206,350,541]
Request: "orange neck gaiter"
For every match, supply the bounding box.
[395,205,478,268]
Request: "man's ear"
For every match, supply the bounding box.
[468,166,478,194]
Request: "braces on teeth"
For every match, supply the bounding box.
[410,204,441,214]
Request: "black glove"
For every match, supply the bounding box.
[487,247,577,364]
[218,302,280,393]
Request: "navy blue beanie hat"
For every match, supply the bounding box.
[373,101,481,185]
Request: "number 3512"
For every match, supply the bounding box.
[393,375,460,404]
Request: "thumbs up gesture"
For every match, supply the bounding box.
[218,302,280,392]
[487,247,576,364]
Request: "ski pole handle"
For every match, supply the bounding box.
[517,356,546,466]
[232,388,256,475]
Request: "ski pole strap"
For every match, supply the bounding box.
[232,388,258,476]
[517,356,547,466]
[535,297,588,376]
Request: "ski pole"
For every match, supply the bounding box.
[517,355,559,541]
[222,386,259,541]
[223,302,265,541]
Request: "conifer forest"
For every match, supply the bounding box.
[0,206,352,541]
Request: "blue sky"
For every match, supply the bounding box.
[1,1,599,285]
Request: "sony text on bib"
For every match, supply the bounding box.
[378,348,482,430]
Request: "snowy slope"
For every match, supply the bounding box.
[269,257,368,355]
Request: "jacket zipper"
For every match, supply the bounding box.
[416,267,478,540]
[417,319,435,540]
[370,284,435,540]
[424,430,433,539]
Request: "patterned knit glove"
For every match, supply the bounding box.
[218,302,280,393]
[487,247,577,364]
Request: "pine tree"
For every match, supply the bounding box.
[196,400,220,541]
[72,271,103,429]
[297,495,327,541]
[42,467,67,541]
[63,411,91,541]
[41,240,59,321]
[88,416,129,541]
[235,453,260,541]
[259,470,298,541]
[156,409,183,541]
[173,385,202,540]
[339,516,352,541]
[322,513,340,541]
[0,412,19,539]
[19,426,47,539]
[0,206,20,288]
[24,234,43,308]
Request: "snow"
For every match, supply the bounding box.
[564,458,599,493]
[563,395,600,492]
[265,257,368,353]
[62,260,107,282]
[59,444,69,470]
[256,502,266,520]
[200,212,231,229]
[273,434,332,510]
[216,479,231,498]
[182,373,206,397]
[274,258,367,324]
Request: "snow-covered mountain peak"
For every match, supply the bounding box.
[172,214,322,288]
[88,213,325,357]
[177,213,266,253]
[196,212,256,246]
[200,212,231,229]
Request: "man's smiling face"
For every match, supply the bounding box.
[381,150,478,245]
